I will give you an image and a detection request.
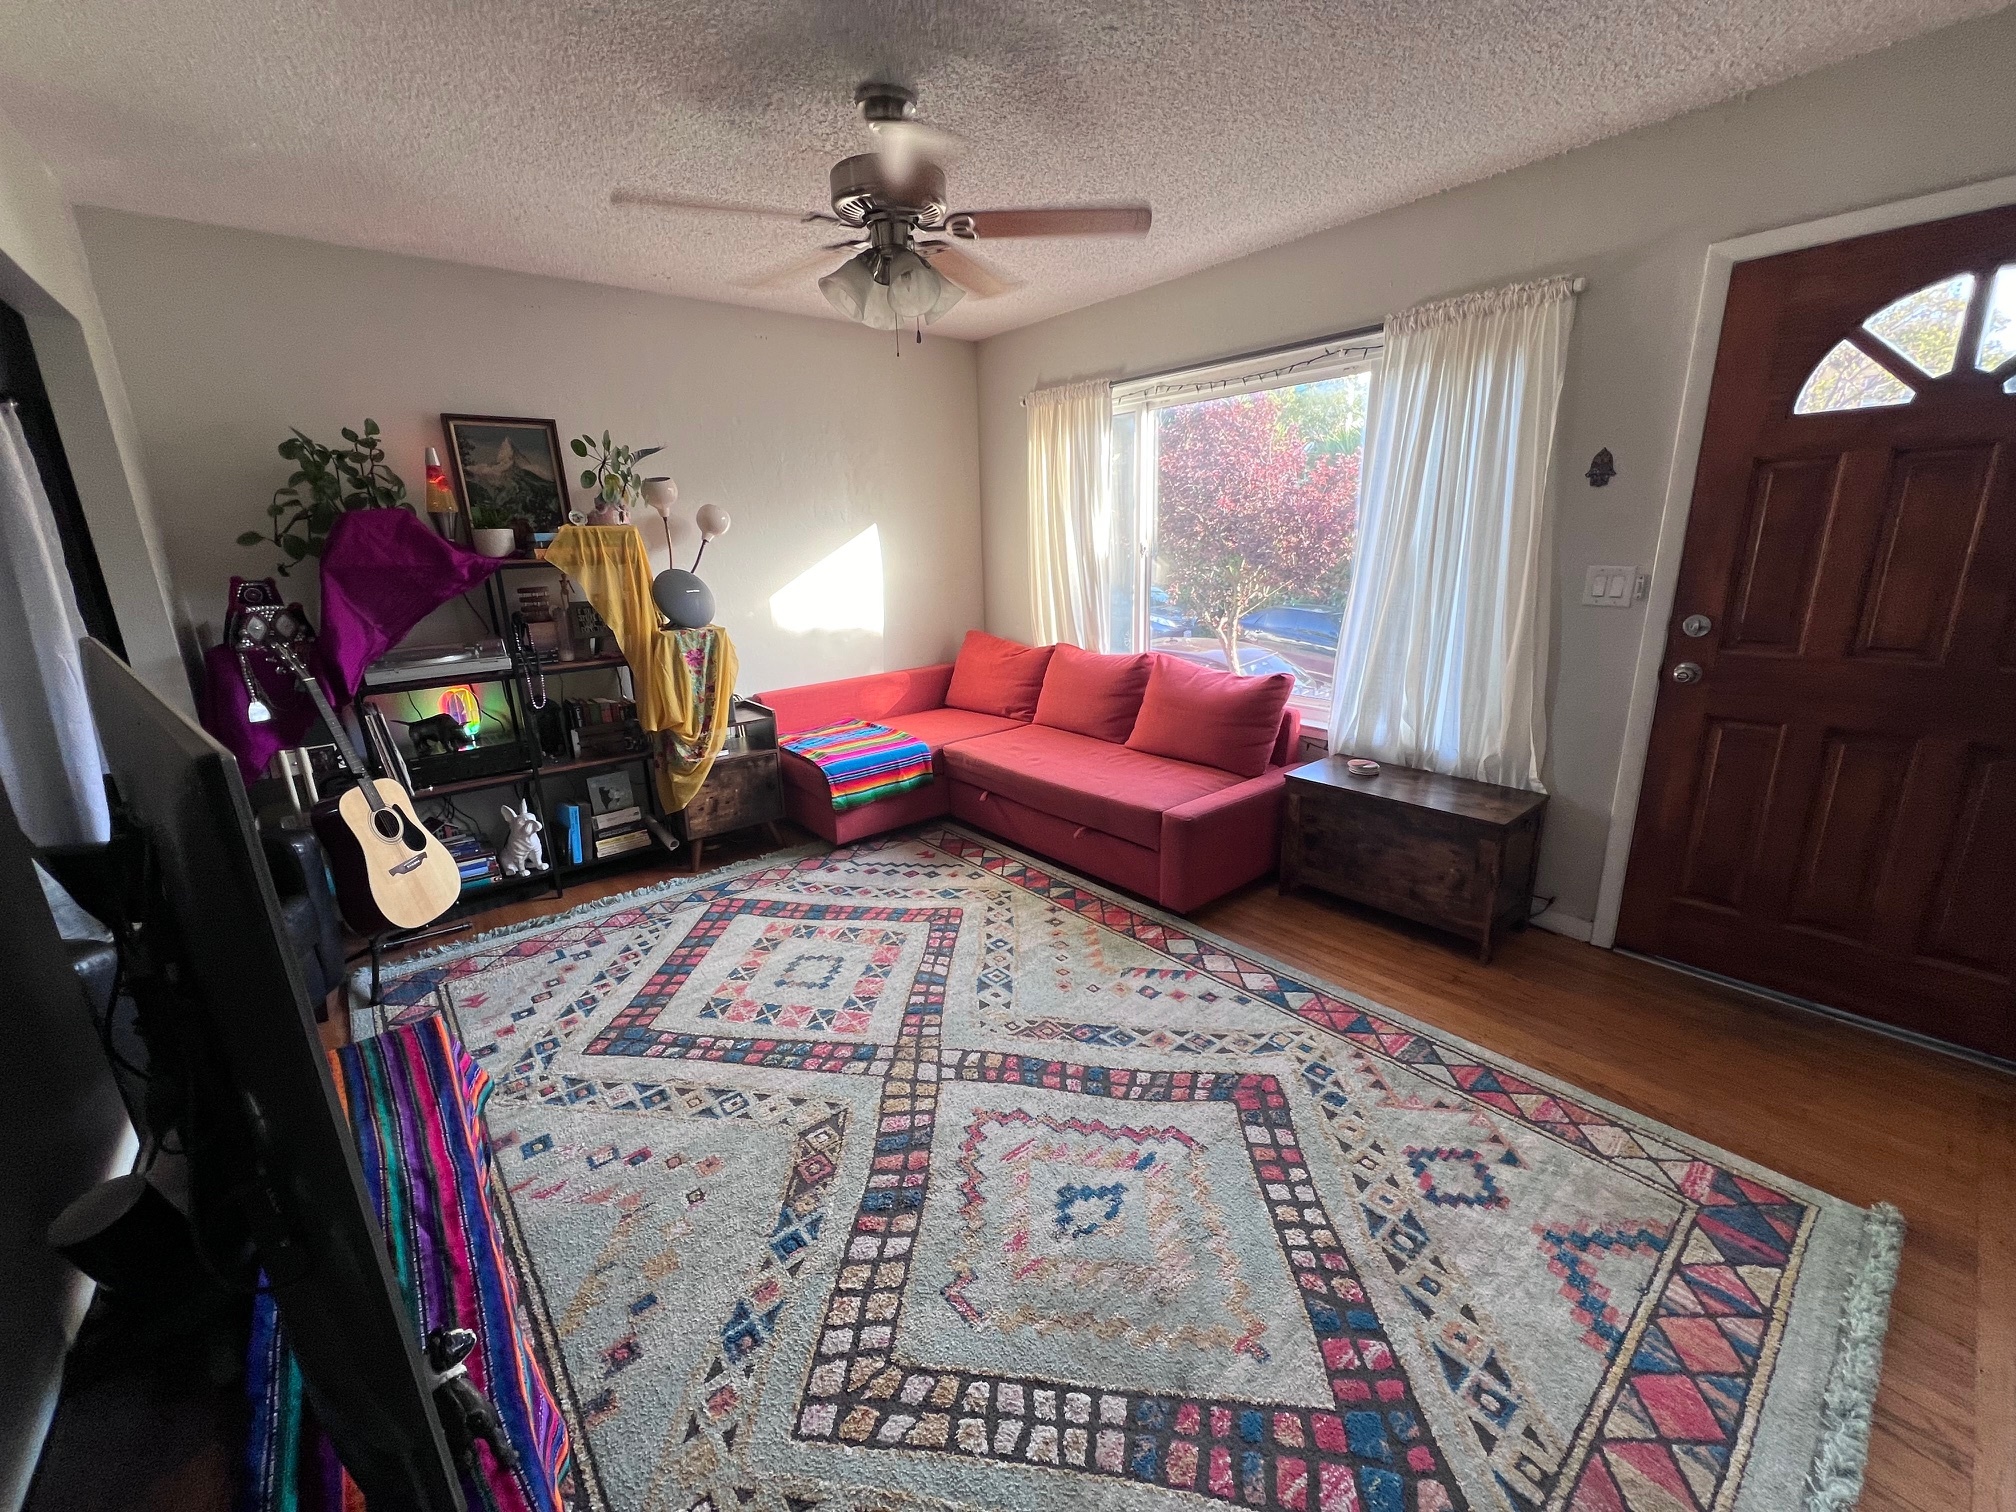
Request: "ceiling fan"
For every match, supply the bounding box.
[612,83,1152,336]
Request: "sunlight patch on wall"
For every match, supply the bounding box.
[769,524,884,635]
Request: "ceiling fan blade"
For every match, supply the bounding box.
[611,189,839,224]
[945,206,1151,239]
[734,243,864,291]
[916,241,1018,300]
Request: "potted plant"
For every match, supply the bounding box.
[468,502,518,558]
[237,418,410,575]
[570,432,661,526]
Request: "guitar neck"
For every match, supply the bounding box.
[268,642,375,791]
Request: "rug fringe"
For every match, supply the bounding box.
[1803,1201,1905,1511]
[345,842,828,1037]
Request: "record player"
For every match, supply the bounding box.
[363,639,514,688]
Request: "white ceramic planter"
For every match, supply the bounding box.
[472,528,516,558]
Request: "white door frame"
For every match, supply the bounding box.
[1589,171,2016,950]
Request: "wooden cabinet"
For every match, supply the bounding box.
[1280,757,1547,962]
[672,700,785,870]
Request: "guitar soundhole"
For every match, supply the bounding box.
[373,808,404,841]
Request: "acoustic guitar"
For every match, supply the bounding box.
[233,599,461,934]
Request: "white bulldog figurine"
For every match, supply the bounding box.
[499,803,547,876]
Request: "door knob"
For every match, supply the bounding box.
[1680,614,1712,638]
[1669,661,1703,685]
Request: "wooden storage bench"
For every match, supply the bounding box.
[1280,756,1547,962]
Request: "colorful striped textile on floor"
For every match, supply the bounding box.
[241,1014,571,1511]
[781,717,935,811]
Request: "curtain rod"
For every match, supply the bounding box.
[1114,321,1385,392]
[1021,277,1587,407]
[1020,323,1381,409]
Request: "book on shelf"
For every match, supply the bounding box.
[591,804,643,833]
[594,827,653,859]
[554,802,585,866]
[432,823,502,887]
[586,770,636,816]
[564,690,646,760]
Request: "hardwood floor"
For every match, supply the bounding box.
[430,832,2013,1512]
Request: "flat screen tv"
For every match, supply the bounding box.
[81,639,463,1510]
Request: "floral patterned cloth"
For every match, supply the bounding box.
[543,525,738,810]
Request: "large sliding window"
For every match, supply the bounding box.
[1107,332,1380,718]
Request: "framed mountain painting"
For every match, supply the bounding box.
[441,414,574,536]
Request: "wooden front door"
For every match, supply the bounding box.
[1618,205,2016,1059]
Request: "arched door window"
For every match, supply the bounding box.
[1793,264,2016,412]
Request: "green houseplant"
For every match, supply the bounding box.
[468,501,518,559]
[238,419,410,575]
[570,432,661,519]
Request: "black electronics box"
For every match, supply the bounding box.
[405,740,529,793]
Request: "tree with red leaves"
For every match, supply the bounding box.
[1155,388,1359,665]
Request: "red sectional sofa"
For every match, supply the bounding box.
[755,632,1302,913]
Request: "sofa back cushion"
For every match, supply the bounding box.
[944,630,1054,721]
[1033,644,1154,744]
[1125,655,1295,778]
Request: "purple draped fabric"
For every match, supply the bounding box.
[314,508,502,704]
[201,640,321,785]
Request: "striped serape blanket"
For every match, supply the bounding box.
[782,718,935,811]
[242,1014,571,1511]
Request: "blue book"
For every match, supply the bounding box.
[561,803,584,865]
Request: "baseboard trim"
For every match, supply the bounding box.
[1530,909,1594,943]
[1618,949,2016,1076]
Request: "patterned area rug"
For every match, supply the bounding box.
[378,826,1901,1512]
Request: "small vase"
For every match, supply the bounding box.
[586,498,629,527]
[472,528,516,558]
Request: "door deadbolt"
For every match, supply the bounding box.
[1680,614,1712,638]
[1670,661,1703,685]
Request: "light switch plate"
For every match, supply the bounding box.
[1582,564,1641,607]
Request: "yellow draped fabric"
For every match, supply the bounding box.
[544,524,737,811]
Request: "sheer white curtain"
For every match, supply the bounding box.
[0,401,108,845]
[1026,378,1112,648]
[1329,276,1577,790]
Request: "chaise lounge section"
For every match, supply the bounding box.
[757,632,1301,913]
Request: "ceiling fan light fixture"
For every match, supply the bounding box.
[884,249,940,321]
[818,251,875,322]
[925,277,964,323]
[858,274,900,331]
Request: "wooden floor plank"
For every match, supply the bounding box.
[1976,1091,2015,1512]
[432,835,2013,1512]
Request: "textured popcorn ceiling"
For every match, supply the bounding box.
[1,0,2000,339]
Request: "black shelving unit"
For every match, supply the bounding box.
[357,559,671,917]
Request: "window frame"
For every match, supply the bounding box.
[1106,332,1383,717]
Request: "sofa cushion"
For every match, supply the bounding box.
[881,705,1026,753]
[944,630,1055,721]
[1033,643,1153,744]
[1126,655,1295,778]
[943,724,1242,850]
[755,664,954,736]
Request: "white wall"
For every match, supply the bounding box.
[0,109,186,711]
[76,211,983,696]
[975,6,2016,928]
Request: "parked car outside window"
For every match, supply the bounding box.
[1238,605,1342,652]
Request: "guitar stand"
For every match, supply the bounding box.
[350,919,474,1010]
